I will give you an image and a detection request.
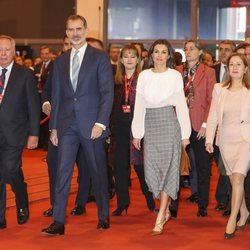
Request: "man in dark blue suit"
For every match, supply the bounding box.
[42,15,114,235]
[41,36,90,218]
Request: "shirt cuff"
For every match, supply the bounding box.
[95,123,106,131]
[42,101,50,112]
[202,122,207,128]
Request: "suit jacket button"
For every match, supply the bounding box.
[74,98,77,101]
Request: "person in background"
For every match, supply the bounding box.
[203,52,214,67]
[174,51,183,66]
[23,58,34,71]
[14,56,24,66]
[176,39,216,217]
[234,43,247,55]
[132,39,191,235]
[86,37,104,50]
[142,48,149,69]
[33,57,42,66]
[112,45,155,216]
[206,53,250,239]
[212,40,236,216]
[109,45,120,75]
[244,44,250,68]
[0,35,40,229]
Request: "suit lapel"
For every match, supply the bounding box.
[218,87,228,124]
[3,63,18,100]
[193,64,205,88]
[63,50,73,92]
[240,87,249,122]
[75,45,92,92]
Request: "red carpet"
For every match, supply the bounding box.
[2,149,250,249]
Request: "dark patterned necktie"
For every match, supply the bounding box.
[0,68,8,94]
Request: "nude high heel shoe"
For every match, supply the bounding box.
[151,214,166,236]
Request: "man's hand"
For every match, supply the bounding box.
[197,127,206,140]
[91,125,103,139]
[42,102,51,116]
[27,136,38,149]
[50,129,58,146]
[133,138,141,150]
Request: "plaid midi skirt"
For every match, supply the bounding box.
[144,106,181,200]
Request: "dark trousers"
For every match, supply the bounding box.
[244,171,250,211]
[188,146,198,194]
[53,121,109,224]
[190,130,211,208]
[214,145,229,205]
[114,123,153,208]
[0,133,28,221]
[46,140,90,207]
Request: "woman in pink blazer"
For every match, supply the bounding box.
[206,53,250,239]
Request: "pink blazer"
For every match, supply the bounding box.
[206,84,250,146]
[176,64,216,132]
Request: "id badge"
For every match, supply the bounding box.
[122,105,131,113]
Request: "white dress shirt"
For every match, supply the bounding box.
[132,68,191,140]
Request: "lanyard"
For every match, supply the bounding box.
[184,73,196,93]
[124,75,134,105]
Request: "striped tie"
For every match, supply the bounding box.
[0,68,7,94]
[222,65,227,82]
[72,50,80,91]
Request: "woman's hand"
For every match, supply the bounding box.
[197,127,206,140]
[181,139,190,149]
[205,143,214,153]
[133,138,141,150]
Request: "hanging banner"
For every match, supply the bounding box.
[231,0,250,7]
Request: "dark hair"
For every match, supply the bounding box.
[219,40,236,52]
[86,37,104,50]
[66,15,87,29]
[115,44,141,84]
[234,43,248,53]
[148,39,175,69]
[222,53,250,90]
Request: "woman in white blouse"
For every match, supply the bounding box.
[132,39,191,235]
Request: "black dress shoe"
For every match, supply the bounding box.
[17,208,29,225]
[43,207,53,217]
[70,205,86,216]
[186,193,198,203]
[169,208,177,219]
[197,207,207,217]
[41,221,65,236]
[223,209,231,217]
[0,220,6,229]
[97,219,110,229]
[215,203,227,211]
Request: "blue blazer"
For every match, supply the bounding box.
[50,45,114,139]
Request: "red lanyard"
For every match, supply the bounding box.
[184,73,196,93]
[124,75,134,105]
